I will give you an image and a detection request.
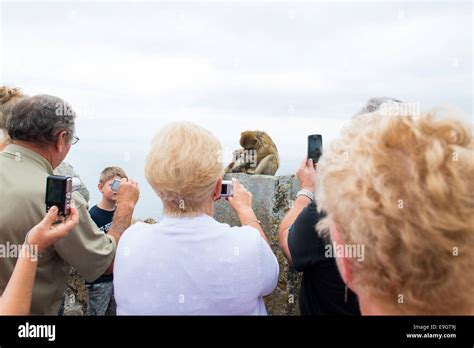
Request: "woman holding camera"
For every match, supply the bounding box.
[113,122,279,315]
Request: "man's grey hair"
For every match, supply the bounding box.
[6,94,76,146]
[355,96,402,116]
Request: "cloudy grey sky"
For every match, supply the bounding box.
[1,0,472,220]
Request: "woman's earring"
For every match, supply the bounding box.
[344,285,348,303]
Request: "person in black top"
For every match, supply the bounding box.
[279,157,360,315]
[86,166,128,316]
[89,205,115,234]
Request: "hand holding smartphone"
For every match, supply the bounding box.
[308,134,323,165]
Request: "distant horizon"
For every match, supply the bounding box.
[2,0,472,220]
[62,128,310,221]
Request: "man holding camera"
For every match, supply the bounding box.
[0,95,140,315]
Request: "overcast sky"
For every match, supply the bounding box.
[1,0,472,219]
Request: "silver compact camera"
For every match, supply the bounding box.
[220,180,234,198]
[110,179,122,193]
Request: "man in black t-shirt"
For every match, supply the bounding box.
[87,166,128,316]
[279,157,360,315]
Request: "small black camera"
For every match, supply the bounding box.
[45,175,73,217]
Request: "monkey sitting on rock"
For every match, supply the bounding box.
[224,130,279,176]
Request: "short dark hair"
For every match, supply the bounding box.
[7,94,76,146]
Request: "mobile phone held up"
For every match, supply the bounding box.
[45,175,73,217]
[308,134,323,164]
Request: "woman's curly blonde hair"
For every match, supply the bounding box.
[0,86,25,129]
[316,106,474,314]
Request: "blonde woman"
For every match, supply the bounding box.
[0,86,25,151]
[316,107,474,315]
[113,122,279,315]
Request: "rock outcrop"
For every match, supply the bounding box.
[54,162,90,202]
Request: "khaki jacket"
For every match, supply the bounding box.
[0,144,116,315]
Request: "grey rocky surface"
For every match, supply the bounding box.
[54,162,90,202]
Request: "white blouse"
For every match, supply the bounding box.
[113,214,279,315]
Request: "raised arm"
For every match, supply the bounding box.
[227,178,269,244]
[0,206,78,315]
[279,158,316,262]
[102,179,140,275]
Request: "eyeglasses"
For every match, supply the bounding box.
[71,135,80,145]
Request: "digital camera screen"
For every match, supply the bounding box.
[46,179,64,204]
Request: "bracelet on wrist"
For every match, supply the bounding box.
[243,219,261,227]
[296,189,315,202]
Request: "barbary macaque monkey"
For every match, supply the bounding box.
[224,131,279,176]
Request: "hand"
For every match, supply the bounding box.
[296,157,316,192]
[27,206,79,253]
[116,178,140,208]
[227,178,253,214]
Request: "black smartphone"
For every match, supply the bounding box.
[308,134,323,163]
[45,175,73,216]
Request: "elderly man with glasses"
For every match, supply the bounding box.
[0,95,140,315]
